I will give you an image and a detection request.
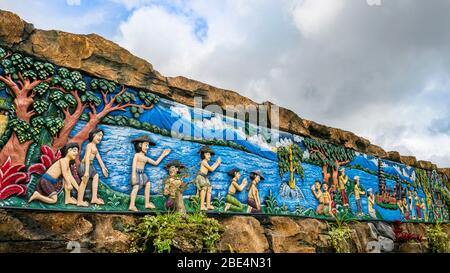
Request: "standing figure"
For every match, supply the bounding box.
[77,129,109,207]
[28,143,80,205]
[407,189,415,220]
[421,198,428,222]
[321,183,334,217]
[329,183,337,208]
[224,168,248,212]
[367,188,376,218]
[338,168,349,207]
[128,135,171,212]
[414,191,422,220]
[194,146,221,211]
[311,180,324,214]
[354,176,366,217]
[402,198,410,220]
[247,171,264,213]
[163,160,188,215]
[395,176,403,207]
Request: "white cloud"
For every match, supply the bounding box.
[116,5,213,76]
[291,0,344,38]
[66,0,81,6]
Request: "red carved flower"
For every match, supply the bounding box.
[28,145,61,175]
[0,157,29,200]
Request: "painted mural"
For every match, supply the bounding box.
[0,46,449,223]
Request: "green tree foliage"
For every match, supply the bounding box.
[303,138,356,168]
[277,144,304,189]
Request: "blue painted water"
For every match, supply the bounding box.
[69,121,429,221]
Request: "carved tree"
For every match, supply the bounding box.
[0,49,54,164]
[0,47,159,165]
[277,143,304,189]
[303,138,356,186]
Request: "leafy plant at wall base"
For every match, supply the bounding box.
[426,221,449,253]
[392,221,423,243]
[327,212,352,253]
[126,212,223,253]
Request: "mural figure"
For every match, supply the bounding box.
[247,171,264,213]
[354,176,366,217]
[194,146,221,211]
[163,160,188,215]
[421,198,428,222]
[329,183,337,209]
[128,135,171,211]
[402,197,411,220]
[76,129,108,207]
[28,143,80,204]
[367,188,376,218]
[338,168,349,207]
[414,191,422,220]
[311,180,334,217]
[395,176,403,208]
[0,47,449,222]
[224,168,247,212]
[407,189,415,220]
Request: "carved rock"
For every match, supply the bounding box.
[218,216,269,253]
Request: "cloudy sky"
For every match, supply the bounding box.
[1,0,449,167]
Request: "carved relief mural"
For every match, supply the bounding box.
[0,47,448,223]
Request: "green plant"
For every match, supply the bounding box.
[189,195,200,212]
[213,193,226,212]
[280,203,290,214]
[265,190,280,214]
[107,194,122,208]
[126,212,223,253]
[426,221,449,253]
[327,212,353,253]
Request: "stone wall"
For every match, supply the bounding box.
[1,209,448,253]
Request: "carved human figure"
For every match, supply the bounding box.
[128,135,171,212]
[395,176,403,208]
[224,168,247,212]
[421,198,428,222]
[77,129,108,207]
[163,160,188,215]
[329,183,337,208]
[354,176,366,217]
[402,198,410,220]
[338,168,349,207]
[414,191,422,220]
[311,180,324,214]
[407,189,415,220]
[311,180,333,217]
[194,146,221,211]
[367,188,376,218]
[28,143,80,204]
[247,171,264,213]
